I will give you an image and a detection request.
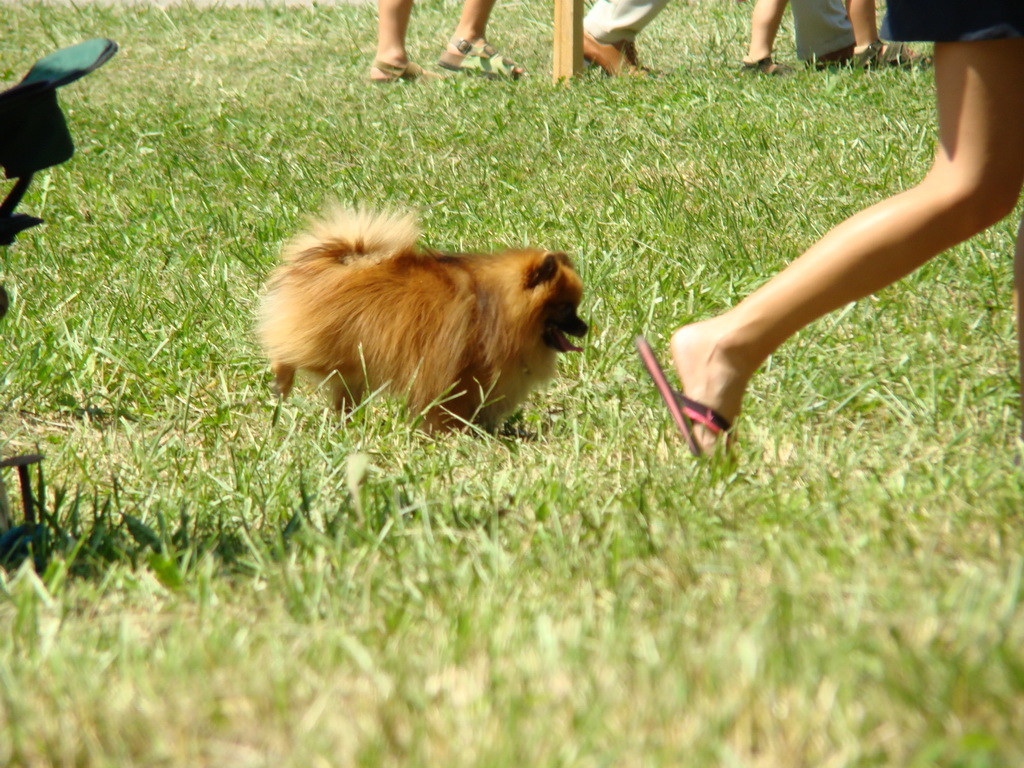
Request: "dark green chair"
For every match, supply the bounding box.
[0,37,117,250]
[0,39,116,562]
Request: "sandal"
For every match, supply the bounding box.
[582,31,652,77]
[741,56,792,76]
[813,43,854,69]
[438,38,524,79]
[853,40,930,69]
[635,336,733,457]
[370,59,442,83]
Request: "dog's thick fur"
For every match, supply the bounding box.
[257,207,587,431]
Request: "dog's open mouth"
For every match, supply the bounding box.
[544,325,585,353]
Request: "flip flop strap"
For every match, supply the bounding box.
[635,336,703,456]
[676,392,731,433]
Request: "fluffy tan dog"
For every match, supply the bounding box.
[257,207,587,431]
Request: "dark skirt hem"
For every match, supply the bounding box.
[881,3,1024,43]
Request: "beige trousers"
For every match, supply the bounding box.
[584,0,855,60]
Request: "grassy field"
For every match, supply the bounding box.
[2,1,1024,765]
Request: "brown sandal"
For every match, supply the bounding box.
[582,31,652,77]
[741,56,792,76]
[853,40,930,69]
[369,59,442,82]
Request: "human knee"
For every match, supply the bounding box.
[932,171,1023,237]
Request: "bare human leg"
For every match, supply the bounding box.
[448,0,498,45]
[846,0,879,51]
[439,0,524,77]
[847,0,921,66]
[372,0,415,80]
[744,0,790,64]
[669,38,1024,453]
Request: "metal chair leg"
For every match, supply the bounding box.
[0,454,44,524]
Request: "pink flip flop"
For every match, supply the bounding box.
[635,336,732,457]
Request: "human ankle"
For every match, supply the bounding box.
[676,321,760,383]
[450,27,485,47]
[375,46,407,66]
[668,323,751,423]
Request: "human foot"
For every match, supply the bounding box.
[812,43,854,69]
[582,31,650,76]
[852,40,929,69]
[438,37,524,78]
[370,59,441,82]
[668,322,753,454]
[637,337,732,456]
[741,56,792,76]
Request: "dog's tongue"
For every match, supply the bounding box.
[552,328,583,353]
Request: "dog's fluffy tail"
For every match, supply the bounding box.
[281,205,420,266]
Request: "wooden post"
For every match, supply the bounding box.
[553,0,583,83]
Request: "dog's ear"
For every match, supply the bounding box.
[526,251,567,289]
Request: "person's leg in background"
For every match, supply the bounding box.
[742,0,792,74]
[438,0,525,78]
[372,0,418,80]
[582,0,672,75]
[847,0,923,67]
[790,0,855,65]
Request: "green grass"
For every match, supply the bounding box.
[2,1,1024,765]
